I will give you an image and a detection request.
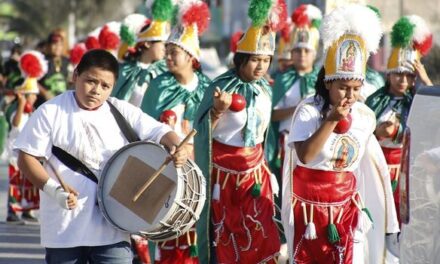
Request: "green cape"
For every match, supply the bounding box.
[140,71,211,121]
[193,69,272,263]
[365,86,413,144]
[111,60,168,101]
[366,66,385,90]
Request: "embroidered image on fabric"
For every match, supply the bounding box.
[337,40,361,73]
[332,136,358,170]
[398,47,417,69]
[258,27,275,53]
[296,29,310,44]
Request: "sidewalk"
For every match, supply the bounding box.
[0,162,45,264]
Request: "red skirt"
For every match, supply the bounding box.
[8,164,39,213]
[292,166,359,264]
[211,140,280,263]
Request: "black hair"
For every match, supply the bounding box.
[75,49,119,81]
[314,66,331,117]
[10,44,23,56]
[232,52,273,70]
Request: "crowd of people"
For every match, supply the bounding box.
[0,0,435,263]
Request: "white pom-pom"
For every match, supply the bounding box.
[320,4,383,54]
[356,209,373,234]
[270,173,279,197]
[407,15,431,44]
[304,222,317,240]
[305,4,322,22]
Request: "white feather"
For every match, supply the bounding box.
[122,14,148,35]
[320,4,382,54]
[305,4,322,22]
[407,15,431,43]
[106,21,121,35]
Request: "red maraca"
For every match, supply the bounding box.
[23,102,33,113]
[159,110,177,124]
[229,93,246,112]
[334,114,352,134]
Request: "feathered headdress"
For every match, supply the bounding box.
[290,4,322,51]
[236,0,288,56]
[138,0,174,43]
[387,15,433,73]
[278,17,293,59]
[99,21,121,52]
[70,43,87,66]
[167,0,211,61]
[320,4,383,81]
[85,27,102,50]
[118,14,150,60]
[17,51,48,94]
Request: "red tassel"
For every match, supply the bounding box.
[20,53,44,78]
[85,37,100,50]
[230,31,244,53]
[414,34,433,56]
[70,43,87,65]
[268,0,288,32]
[182,2,211,35]
[99,25,120,50]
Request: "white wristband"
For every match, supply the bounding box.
[42,178,70,210]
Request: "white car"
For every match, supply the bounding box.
[400,86,440,263]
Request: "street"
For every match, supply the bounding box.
[0,162,45,264]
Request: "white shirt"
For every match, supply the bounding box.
[288,97,376,171]
[213,84,272,147]
[274,80,302,132]
[376,98,404,148]
[170,73,199,143]
[13,91,172,248]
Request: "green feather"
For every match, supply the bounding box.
[120,24,136,47]
[152,0,174,21]
[311,19,321,29]
[248,0,272,27]
[171,5,179,27]
[367,5,381,18]
[391,17,414,48]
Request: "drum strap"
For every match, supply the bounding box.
[51,100,140,183]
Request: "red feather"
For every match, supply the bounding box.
[99,25,120,50]
[70,43,87,65]
[414,34,433,56]
[85,37,100,50]
[20,53,43,78]
[269,0,288,32]
[292,4,310,27]
[280,20,292,41]
[230,31,243,53]
[182,2,210,35]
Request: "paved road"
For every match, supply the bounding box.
[0,162,45,264]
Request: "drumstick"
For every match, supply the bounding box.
[132,129,197,202]
[46,160,70,193]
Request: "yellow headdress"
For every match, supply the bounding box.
[166,0,211,61]
[320,4,383,81]
[387,15,433,74]
[117,14,150,60]
[290,4,322,52]
[137,0,174,43]
[237,0,288,56]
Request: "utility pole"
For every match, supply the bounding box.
[68,0,76,49]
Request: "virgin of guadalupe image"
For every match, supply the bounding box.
[333,138,356,170]
[258,26,274,52]
[339,41,357,72]
[297,29,309,43]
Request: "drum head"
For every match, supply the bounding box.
[98,141,182,233]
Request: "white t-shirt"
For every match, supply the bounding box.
[13,91,172,248]
[170,73,199,143]
[274,80,302,133]
[213,84,272,147]
[376,98,404,148]
[288,97,376,171]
